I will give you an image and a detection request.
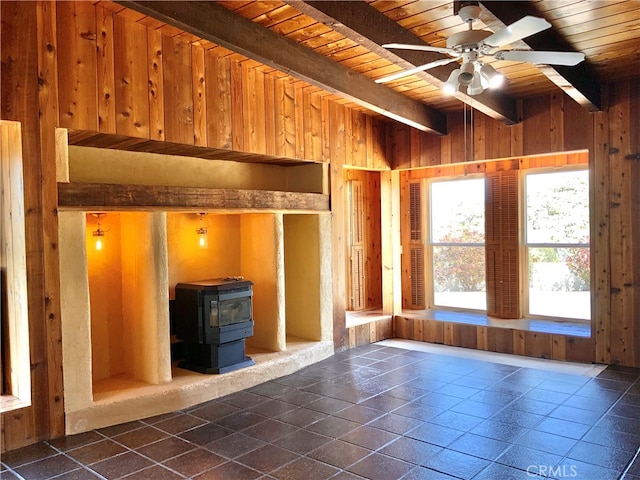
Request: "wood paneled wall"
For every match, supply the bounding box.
[0,1,389,452]
[392,82,640,368]
[51,2,389,168]
[348,318,393,348]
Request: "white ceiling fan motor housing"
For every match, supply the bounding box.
[446,30,493,52]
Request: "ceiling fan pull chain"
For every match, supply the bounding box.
[471,105,474,163]
[464,102,467,163]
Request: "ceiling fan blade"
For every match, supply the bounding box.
[375,57,459,84]
[483,16,551,48]
[382,43,455,55]
[494,50,585,66]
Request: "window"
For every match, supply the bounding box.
[429,178,486,311]
[524,169,590,320]
[404,154,590,323]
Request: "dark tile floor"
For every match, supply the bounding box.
[3,343,640,480]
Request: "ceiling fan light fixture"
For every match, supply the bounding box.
[480,63,504,89]
[443,69,460,95]
[468,71,483,96]
[458,62,475,86]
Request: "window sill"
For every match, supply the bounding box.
[346,309,390,328]
[400,309,591,338]
[0,394,31,414]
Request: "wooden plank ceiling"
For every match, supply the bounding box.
[115,0,640,129]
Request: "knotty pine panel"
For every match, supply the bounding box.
[331,160,348,351]
[453,324,479,350]
[486,327,514,354]
[564,336,596,364]
[329,102,347,166]
[389,123,411,170]
[366,172,382,309]
[230,59,244,151]
[608,81,636,366]
[522,95,552,156]
[205,52,232,150]
[114,14,149,138]
[294,83,305,160]
[303,89,323,163]
[549,92,565,152]
[631,79,640,370]
[347,318,392,348]
[368,116,388,169]
[162,35,194,145]
[56,1,98,131]
[420,130,441,168]
[38,0,65,440]
[473,111,486,162]
[409,129,421,170]
[347,109,367,168]
[484,115,512,160]
[96,5,116,134]
[264,73,277,157]
[275,77,296,159]
[147,28,165,141]
[242,65,266,154]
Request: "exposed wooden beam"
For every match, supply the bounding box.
[480,1,601,112]
[58,182,330,212]
[117,1,446,135]
[290,0,518,125]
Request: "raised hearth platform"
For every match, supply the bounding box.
[65,338,333,435]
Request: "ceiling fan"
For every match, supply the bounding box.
[375,3,585,96]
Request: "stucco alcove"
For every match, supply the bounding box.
[56,132,334,435]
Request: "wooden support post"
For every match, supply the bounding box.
[381,170,402,316]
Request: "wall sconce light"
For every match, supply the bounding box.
[92,213,106,251]
[196,213,208,249]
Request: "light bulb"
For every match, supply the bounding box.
[91,213,106,251]
[443,69,460,95]
[197,229,208,249]
[480,63,504,89]
[196,212,208,249]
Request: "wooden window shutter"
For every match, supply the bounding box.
[485,245,501,317]
[351,246,365,310]
[409,182,422,242]
[410,246,425,308]
[349,180,366,310]
[351,180,364,245]
[485,171,520,319]
[404,181,425,309]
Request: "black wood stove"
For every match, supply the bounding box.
[173,278,255,374]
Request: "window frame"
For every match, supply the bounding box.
[426,174,487,312]
[521,165,591,322]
